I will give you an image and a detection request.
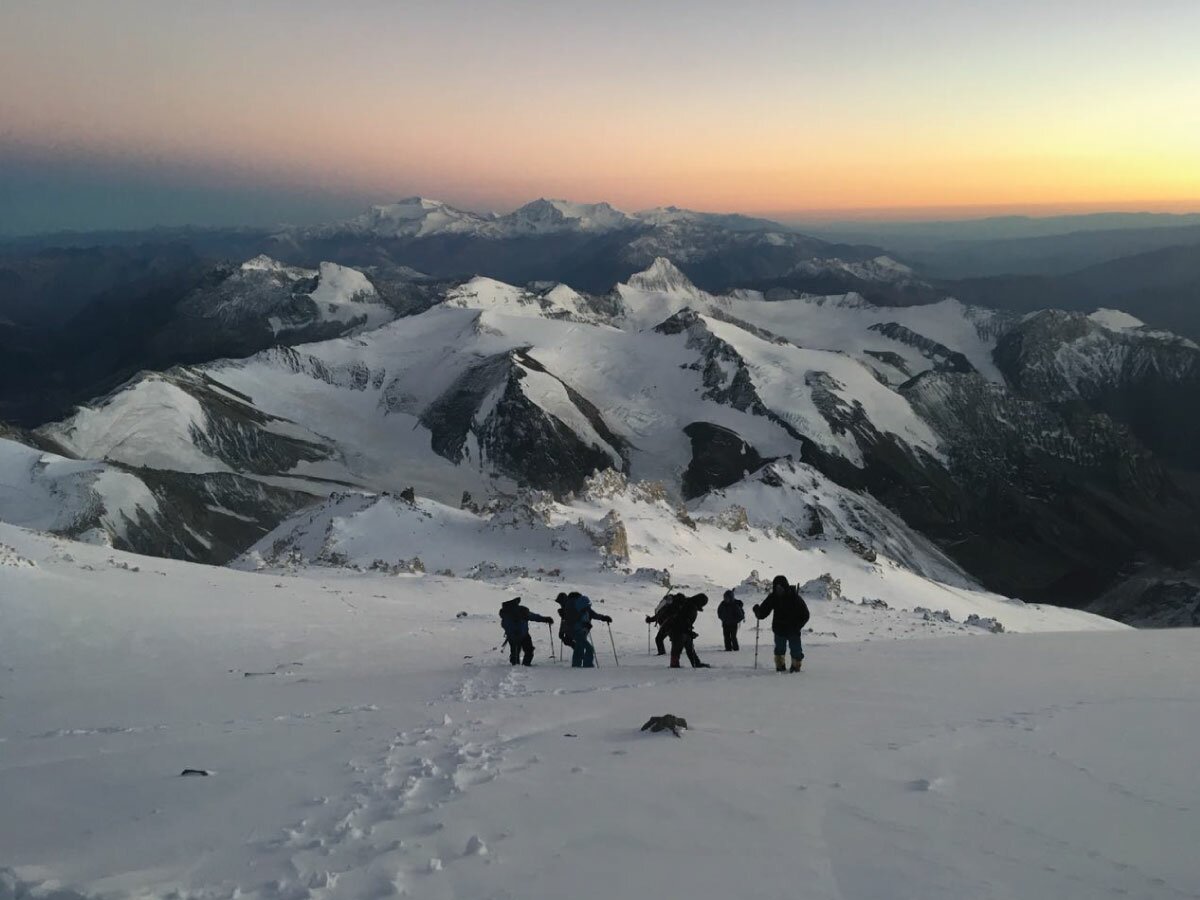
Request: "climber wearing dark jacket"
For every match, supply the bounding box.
[500,597,554,666]
[555,592,576,649]
[645,592,683,656]
[752,575,811,672]
[717,590,745,651]
[667,593,711,669]
[566,592,611,668]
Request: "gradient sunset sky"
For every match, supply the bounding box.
[2,0,1198,233]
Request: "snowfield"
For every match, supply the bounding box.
[3,522,1197,900]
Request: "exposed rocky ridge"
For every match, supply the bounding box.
[995,310,1200,471]
[868,322,975,374]
[899,369,1200,601]
[1087,563,1200,628]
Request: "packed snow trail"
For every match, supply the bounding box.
[1,524,1197,900]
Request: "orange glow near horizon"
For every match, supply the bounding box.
[2,1,1199,225]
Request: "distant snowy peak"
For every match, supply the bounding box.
[283,197,639,242]
[1088,308,1146,333]
[443,276,612,324]
[633,206,787,232]
[280,197,805,244]
[503,199,636,235]
[222,257,391,335]
[239,254,309,277]
[624,257,700,296]
[348,197,487,238]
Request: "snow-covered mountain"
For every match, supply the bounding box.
[156,254,401,353]
[14,256,1200,616]
[268,197,905,298]
[283,197,638,242]
[37,258,958,498]
[0,433,313,561]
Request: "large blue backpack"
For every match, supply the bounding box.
[570,594,593,632]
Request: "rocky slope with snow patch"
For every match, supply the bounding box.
[0,436,312,561]
[235,469,1093,638]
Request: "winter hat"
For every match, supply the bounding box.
[772,575,790,589]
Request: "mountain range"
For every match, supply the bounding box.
[3,223,1200,625]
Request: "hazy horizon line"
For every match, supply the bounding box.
[5,194,1200,240]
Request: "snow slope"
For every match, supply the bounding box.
[47,374,227,474]
[237,469,1108,635]
[6,523,1194,900]
[0,437,159,543]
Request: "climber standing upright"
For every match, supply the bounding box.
[717,589,745,651]
[752,576,810,672]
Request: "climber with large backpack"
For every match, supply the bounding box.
[666,593,711,669]
[645,591,681,656]
[499,597,554,667]
[555,592,577,650]
[567,591,611,668]
[752,575,811,672]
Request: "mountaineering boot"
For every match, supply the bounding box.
[774,655,787,672]
[790,657,803,673]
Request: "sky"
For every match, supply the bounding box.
[1,0,1199,234]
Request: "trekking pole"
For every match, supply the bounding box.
[647,622,652,655]
[608,622,620,666]
[548,622,556,661]
[753,618,760,670]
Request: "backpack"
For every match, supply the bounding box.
[570,593,593,631]
[721,597,744,623]
[499,599,522,636]
[660,592,688,623]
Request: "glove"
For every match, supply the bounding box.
[752,604,761,616]
[645,616,653,624]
